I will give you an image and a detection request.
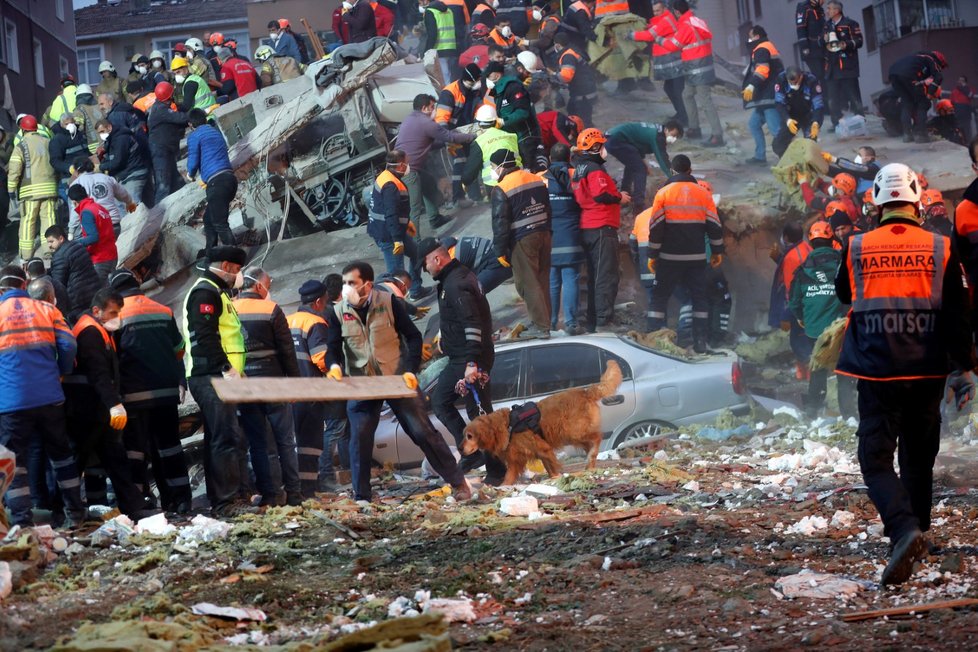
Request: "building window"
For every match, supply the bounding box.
[153,37,190,60]
[33,38,43,88]
[874,0,959,45]
[736,0,750,25]
[60,56,70,78]
[124,45,135,61]
[76,46,104,85]
[223,30,252,59]
[56,0,65,22]
[753,0,763,19]
[3,19,18,73]
[863,6,878,52]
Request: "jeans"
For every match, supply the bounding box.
[430,361,507,481]
[476,261,513,294]
[682,82,722,137]
[319,417,350,485]
[121,174,150,208]
[150,145,182,206]
[403,165,443,228]
[347,392,464,501]
[856,378,944,541]
[511,230,552,330]
[188,375,248,509]
[550,265,580,329]
[605,136,648,212]
[203,171,238,250]
[581,226,620,330]
[748,107,782,161]
[376,236,423,290]
[94,259,117,284]
[123,404,191,510]
[238,402,301,501]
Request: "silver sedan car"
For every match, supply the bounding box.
[372,333,751,469]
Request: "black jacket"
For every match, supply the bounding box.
[106,101,144,134]
[454,235,495,274]
[102,126,151,182]
[434,259,494,368]
[116,288,186,408]
[558,4,596,53]
[48,124,89,179]
[49,241,103,324]
[43,273,72,314]
[235,290,301,378]
[821,16,862,80]
[147,102,188,151]
[889,51,944,85]
[343,1,377,43]
[184,269,234,377]
[64,315,122,412]
[795,0,825,57]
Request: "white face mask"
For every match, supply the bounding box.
[418,5,425,13]
[152,60,162,69]
[342,282,367,306]
[828,185,837,197]
[66,124,77,137]
[99,132,110,142]
[269,32,279,40]
[486,78,496,90]
[532,9,543,21]
[343,1,353,9]
[175,74,186,84]
[500,26,512,38]
[666,135,677,144]
[853,155,863,165]
[789,83,801,91]
[102,317,122,332]
[209,266,243,288]
[490,166,502,182]
[492,0,499,7]
[403,163,411,176]
[187,50,196,59]
[599,146,608,160]
[137,65,148,74]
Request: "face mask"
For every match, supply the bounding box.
[789,83,801,91]
[492,0,499,7]
[187,50,196,59]
[500,26,512,38]
[99,132,110,142]
[599,146,608,161]
[233,271,244,289]
[490,166,501,182]
[828,185,837,197]
[486,78,496,90]
[418,5,425,13]
[747,38,759,47]
[175,74,186,84]
[402,164,411,176]
[666,135,677,144]
[66,124,77,137]
[853,155,863,165]
[342,282,367,306]
[137,65,147,74]
[102,317,122,332]
[269,32,279,40]
[532,9,543,21]
[343,1,353,8]
[152,60,162,69]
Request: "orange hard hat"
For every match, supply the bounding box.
[567,114,584,134]
[18,114,38,132]
[697,179,713,194]
[209,32,224,46]
[832,173,856,196]
[824,199,848,219]
[920,188,944,207]
[278,18,291,29]
[576,127,606,151]
[936,99,954,115]
[862,188,874,205]
[917,172,929,189]
[809,220,834,241]
[154,81,174,102]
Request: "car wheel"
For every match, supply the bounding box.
[613,420,676,448]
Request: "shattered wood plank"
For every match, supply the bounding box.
[579,506,669,524]
[311,511,362,539]
[841,598,978,622]
[212,376,417,403]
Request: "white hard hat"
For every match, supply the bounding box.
[98,60,115,73]
[149,50,165,60]
[185,37,204,52]
[475,104,497,125]
[76,83,93,96]
[516,51,542,73]
[872,163,922,207]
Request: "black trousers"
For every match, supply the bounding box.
[567,94,595,128]
[204,172,238,250]
[605,137,648,212]
[803,56,826,86]
[890,74,930,137]
[855,378,944,542]
[431,360,507,481]
[239,401,301,501]
[663,77,687,125]
[826,77,862,124]
[648,260,707,342]
[124,404,191,510]
[292,401,325,498]
[188,375,248,509]
[150,144,183,205]
[805,368,858,419]
[581,226,620,330]
[772,117,816,158]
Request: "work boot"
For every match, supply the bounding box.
[408,286,435,302]
[430,214,453,229]
[902,133,915,143]
[914,133,934,144]
[212,501,260,519]
[452,481,473,502]
[692,338,708,354]
[286,492,305,506]
[702,135,725,148]
[523,325,551,340]
[745,157,767,166]
[685,127,702,140]
[881,528,927,585]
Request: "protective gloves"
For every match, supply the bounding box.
[710,253,723,268]
[327,364,343,381]
[786,118,799,134]
[109,404,128,430]
[403,372,419,390]
[393,241,404,255]
[947,370,977,411]
[742,85,755,102]
[497,256,511,268]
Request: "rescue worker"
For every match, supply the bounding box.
[795,0,826,85]
[219,40,260,100]
[830,209,856,244]
[48,113,89,227]
[528,1,560,57]
[342,0,378,43]
[544,143,585,334]
[45,225,102,324]
[234,268,303,507]
[186,109,237,250]
[572,128,630,332]
[96,118,153,208]
[182,245,255,518]
[324,261,472,503]
[96,61,126,103]
[42,75,79,128]
[824,145,879,196]
[71,157,135,240]
[920,188,952,237]
[419,238,507,483]
[489,148,553,337]
[820,0,864,129]
[0,266,86,528]
[172,56,217,113]
[255,45,303,87]
[492,65,543,173]
[98,92,144,134]
[128,54,151,91]
[644,154,723,352]
[148,50,171,87]
[955,139,978,341]
[495,0,530,38]
[268,19,302,61]
[368,149,423,292]
[559,0,598,55]
[73,84,104,155]
[7,114,58,261]
[462,104,522,193]
[63,288,149,521]
[553,32,597,128]
[460,23,492,69]
[204,33,226,79]
[788,220,855,418]
[928,98,965,146]
[318,274,350,491]
[286,281,331,499]
[888,50,947,143]
[67,184,117,283]
[835,162,976,585]
[184,38,220,91]
[421,0,464,83]
[147,82,188,205]
[742,26,783,166]
[435,63,484,205]
[772,66,825,158]
[471,1,496,29]
[440,235,513,293]
[632,1,685,126]
[108,269,192,515]
[487,16,521,58]
[666,0,722,146]
[605,120,681,213]
[537,111,583,151]
[373,0,396,37]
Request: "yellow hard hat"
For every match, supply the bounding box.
[170,56,189,71]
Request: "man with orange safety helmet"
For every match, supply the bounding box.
[927,98,966,146]
[920,188,951,236]
[788,220,854,419]
[835,162,976,585]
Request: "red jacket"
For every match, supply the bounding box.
[459,44,489,68]
[572,157,623,229]
[332,8,351,44]
[537,111,573,150]
[372,1,394,37]
[220,57,259,98]
[76,197,118,264]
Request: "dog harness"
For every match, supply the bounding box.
[509,402,544,438]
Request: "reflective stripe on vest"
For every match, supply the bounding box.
[435,81,467,126]
[369,169,409,224]
[427,7,457,51]
[595,0,628,16]
[498,169,550,231]
[286,309,329,376]
[475,128,521,186]
[182,276,245,375]
[64,314,115,384]
[187,74,216,110]
[333,290,401,376]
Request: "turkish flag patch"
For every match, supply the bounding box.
[200,304,215,314]
[343,313,357,321]
[514,92,524,99]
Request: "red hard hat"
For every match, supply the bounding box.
[18,114,38,132]
[224,39,238,50]
[173,43,187,53]
[278,18,290,29]
[155,81,174,102]
[933,50,948,69]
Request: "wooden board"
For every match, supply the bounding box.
[211,376,417,404]
[841,598,978,622]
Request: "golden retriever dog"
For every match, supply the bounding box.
[461,360,622,486]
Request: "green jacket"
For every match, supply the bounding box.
[606,122,671,176]
[494,75,537,138]
[788,245,846,339]
[42,86,78,127]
